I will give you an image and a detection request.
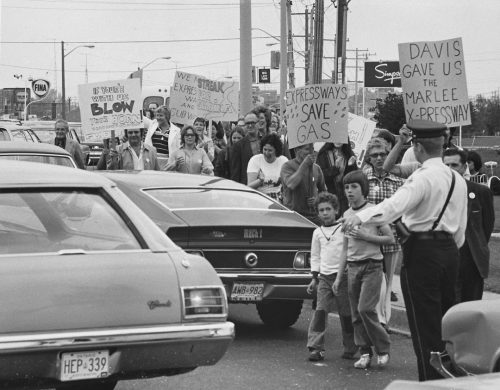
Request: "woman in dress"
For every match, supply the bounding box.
[166,125,213,175]
[316,140,357,216]
[246,133,288,202]
[214,126,244,178]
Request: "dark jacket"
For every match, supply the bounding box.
[316,144,357,215]
[461,180,495,278]
[230,136,258,184]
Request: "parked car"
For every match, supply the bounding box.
[385,373,500,390]
[0,141,77,167]
[101,171,317,328]
[24,120,91,165]
[0,161,234,390]
[430,299,500,378]
[0,120,41,142]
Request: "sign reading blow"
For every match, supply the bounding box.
[78,78,142,142]
[398,37,470,126]
[285,84,349,149]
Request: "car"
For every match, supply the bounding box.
[101,171,317,328]
[0,161,234,390]
[24,120,91,165]
[0,141,77,167]
[385,372,500,390]
[0,120,41,142]
[429,299,500,378]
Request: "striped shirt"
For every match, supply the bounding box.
[151,129,169,155]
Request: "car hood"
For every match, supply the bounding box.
[442,299,500,374]
[170,208,316,228]
[385,373,500,389]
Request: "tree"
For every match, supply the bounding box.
[373,93,406,134]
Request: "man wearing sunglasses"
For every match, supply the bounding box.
[107,127,160,170]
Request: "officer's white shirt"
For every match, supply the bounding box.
[355,157,467,247]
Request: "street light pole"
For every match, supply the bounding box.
[61,41,95,119]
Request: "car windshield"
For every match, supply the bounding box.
[31,128,56,143]
[0,155,75,167]
[0,190,142,255]
[145,188,286,210]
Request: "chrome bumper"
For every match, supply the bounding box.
[430,351,473,378]
[0,322,234,352]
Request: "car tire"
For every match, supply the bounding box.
[256,300,303,328]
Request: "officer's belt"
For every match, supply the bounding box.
[411,231,452,240]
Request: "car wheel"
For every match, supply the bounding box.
[256,300,303,328]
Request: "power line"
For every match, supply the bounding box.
[1,36,272,44]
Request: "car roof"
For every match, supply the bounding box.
[0,141,72,155]
[0,160,112,187]
[0,121,34,131]
[102,170,253,190]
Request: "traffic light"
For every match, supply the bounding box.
[271,51,280,69]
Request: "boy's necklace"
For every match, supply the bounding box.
[320,223,341,242]
[351,200,368,211]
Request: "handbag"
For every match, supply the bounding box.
[395,169,456,244]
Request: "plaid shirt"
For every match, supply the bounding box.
[364,165,405,253]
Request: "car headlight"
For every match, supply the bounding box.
[293,251,311,269]
[182,287,227,318]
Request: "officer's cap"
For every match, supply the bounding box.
[407,120,447,139]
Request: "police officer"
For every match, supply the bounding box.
[341,119,467,381]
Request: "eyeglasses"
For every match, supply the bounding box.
[185,133,195,137]
[127,131,140,135]
[445,163,461,168]
[369,152,388,159]
[244,121,256,126]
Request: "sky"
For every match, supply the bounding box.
[1,0,499,102]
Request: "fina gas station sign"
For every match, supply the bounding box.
[31,79,50,99]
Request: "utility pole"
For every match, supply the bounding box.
[345,48,375,115]
[308,3,315,84]
[286,0,295,89]
[334,0,348,84]
[240,0,253,115]
[304,7,309,84]
[280,0,288,117]
[61,41,66,119]
[312,0,324,84]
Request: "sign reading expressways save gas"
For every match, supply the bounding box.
[285,84,349,149]
[398,37,470,126]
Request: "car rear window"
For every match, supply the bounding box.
[10,130,28,142]
[0,190,142,255]
[31,129,56,143]
[145,188,286,210]
[0,155,75,167]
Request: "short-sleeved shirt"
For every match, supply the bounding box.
[280,159,326,221]
[343,202,383,262]
[151,129,169,156]
[247,154,288,200]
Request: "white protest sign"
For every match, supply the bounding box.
[313,113,376,166]
[285,84,349,149]
[347,113,376,166]
[398,37,470,126]
[170,71,239,125]
[78,78,142,143]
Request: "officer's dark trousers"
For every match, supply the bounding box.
[401,235,459,381]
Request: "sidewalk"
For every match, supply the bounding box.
[388,274,500,336]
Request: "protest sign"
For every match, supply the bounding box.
[364,61,401,88]
[347,113,376,166]
[313,113,376,167]
[285,84,349,149]
[170,71,239,125]
[78,78,142,143]
[398,37,470,126]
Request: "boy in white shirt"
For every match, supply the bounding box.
[306,192,357,362]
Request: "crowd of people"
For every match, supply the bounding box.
[50,105,495,382]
